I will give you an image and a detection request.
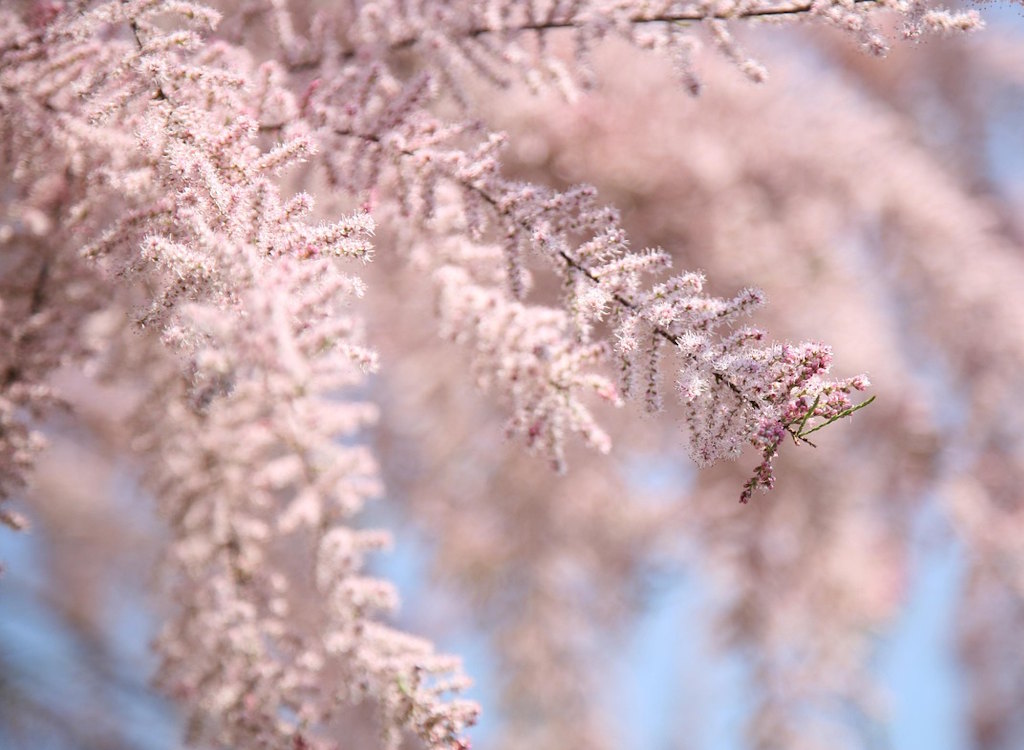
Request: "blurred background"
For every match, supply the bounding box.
[4,4,1024,750]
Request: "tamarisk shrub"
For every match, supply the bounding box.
[2,1,1011,750]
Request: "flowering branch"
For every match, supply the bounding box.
[320,109,872,499]
[2,3,477,746]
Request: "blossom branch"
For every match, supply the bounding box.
[322,116,871,498]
